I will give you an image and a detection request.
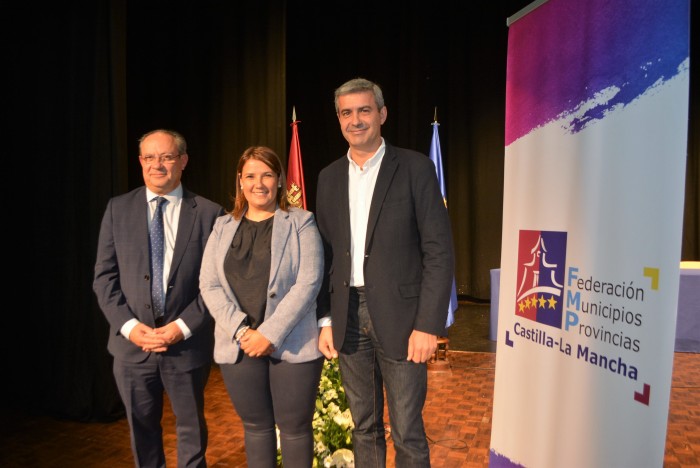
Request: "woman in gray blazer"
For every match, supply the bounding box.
[199,146,324,467]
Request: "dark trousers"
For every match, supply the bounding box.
[113,354,210,468]
[220,355,323,468]
[339,287,430,468]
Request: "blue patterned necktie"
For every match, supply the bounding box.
[150,197,167,318]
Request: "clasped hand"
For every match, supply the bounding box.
[239,329,274,358]
[131,322,184,352]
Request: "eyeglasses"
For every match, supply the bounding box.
[140,154,181,165]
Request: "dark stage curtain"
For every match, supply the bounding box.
[12,0,698,420]
[16,0,286,421]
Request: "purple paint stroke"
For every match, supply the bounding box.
[505,0,689,146]
[489,449,526,467]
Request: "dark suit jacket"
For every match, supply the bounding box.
[316,143,455,360]
[93,185,225,371]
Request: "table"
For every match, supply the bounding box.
[675,261,700,352]
[489,269,500,341]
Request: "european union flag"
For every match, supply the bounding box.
[430,117,458,328]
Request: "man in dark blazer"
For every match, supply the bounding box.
[93,129,225,468]
[316,78,455,467]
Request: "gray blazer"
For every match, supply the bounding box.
[200,207,324,364]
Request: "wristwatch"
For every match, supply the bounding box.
[235,325,250,343]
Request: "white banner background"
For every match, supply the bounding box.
[489,0,690,467]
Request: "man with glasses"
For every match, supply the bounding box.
[94,129,224,467]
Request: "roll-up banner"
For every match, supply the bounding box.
[489,0,690,466]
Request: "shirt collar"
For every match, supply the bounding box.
[346,138,386,170]
[146,184,183,204]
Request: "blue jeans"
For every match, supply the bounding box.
[339,287,430,467]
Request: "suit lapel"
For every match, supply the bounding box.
[170,189,196,280]
[337,159,352,247]
[269,209,290,285]
[216,215,240,305]
[136,187,151,269]
[366,146,398,253]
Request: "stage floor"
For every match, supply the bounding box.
[1,304,698,467]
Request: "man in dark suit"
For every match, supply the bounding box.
[93,129,225,467]
[316,78,455,467]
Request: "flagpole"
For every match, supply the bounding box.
[428,112,458,330]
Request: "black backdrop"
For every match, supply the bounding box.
[10,0,698,421]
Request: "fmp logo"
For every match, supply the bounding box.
[515,230,568,329]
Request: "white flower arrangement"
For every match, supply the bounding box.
[328,448,354,468]
[313,358,354,467]
[275,358,354,467]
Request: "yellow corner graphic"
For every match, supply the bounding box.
[643,267,659,290]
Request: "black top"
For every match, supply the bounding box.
[223,216,273,328]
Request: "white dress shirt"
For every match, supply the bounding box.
[122,184,192,340]
[348,139,386,287]
[318,139,387,329]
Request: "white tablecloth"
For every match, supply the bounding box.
[675,261,700,352]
